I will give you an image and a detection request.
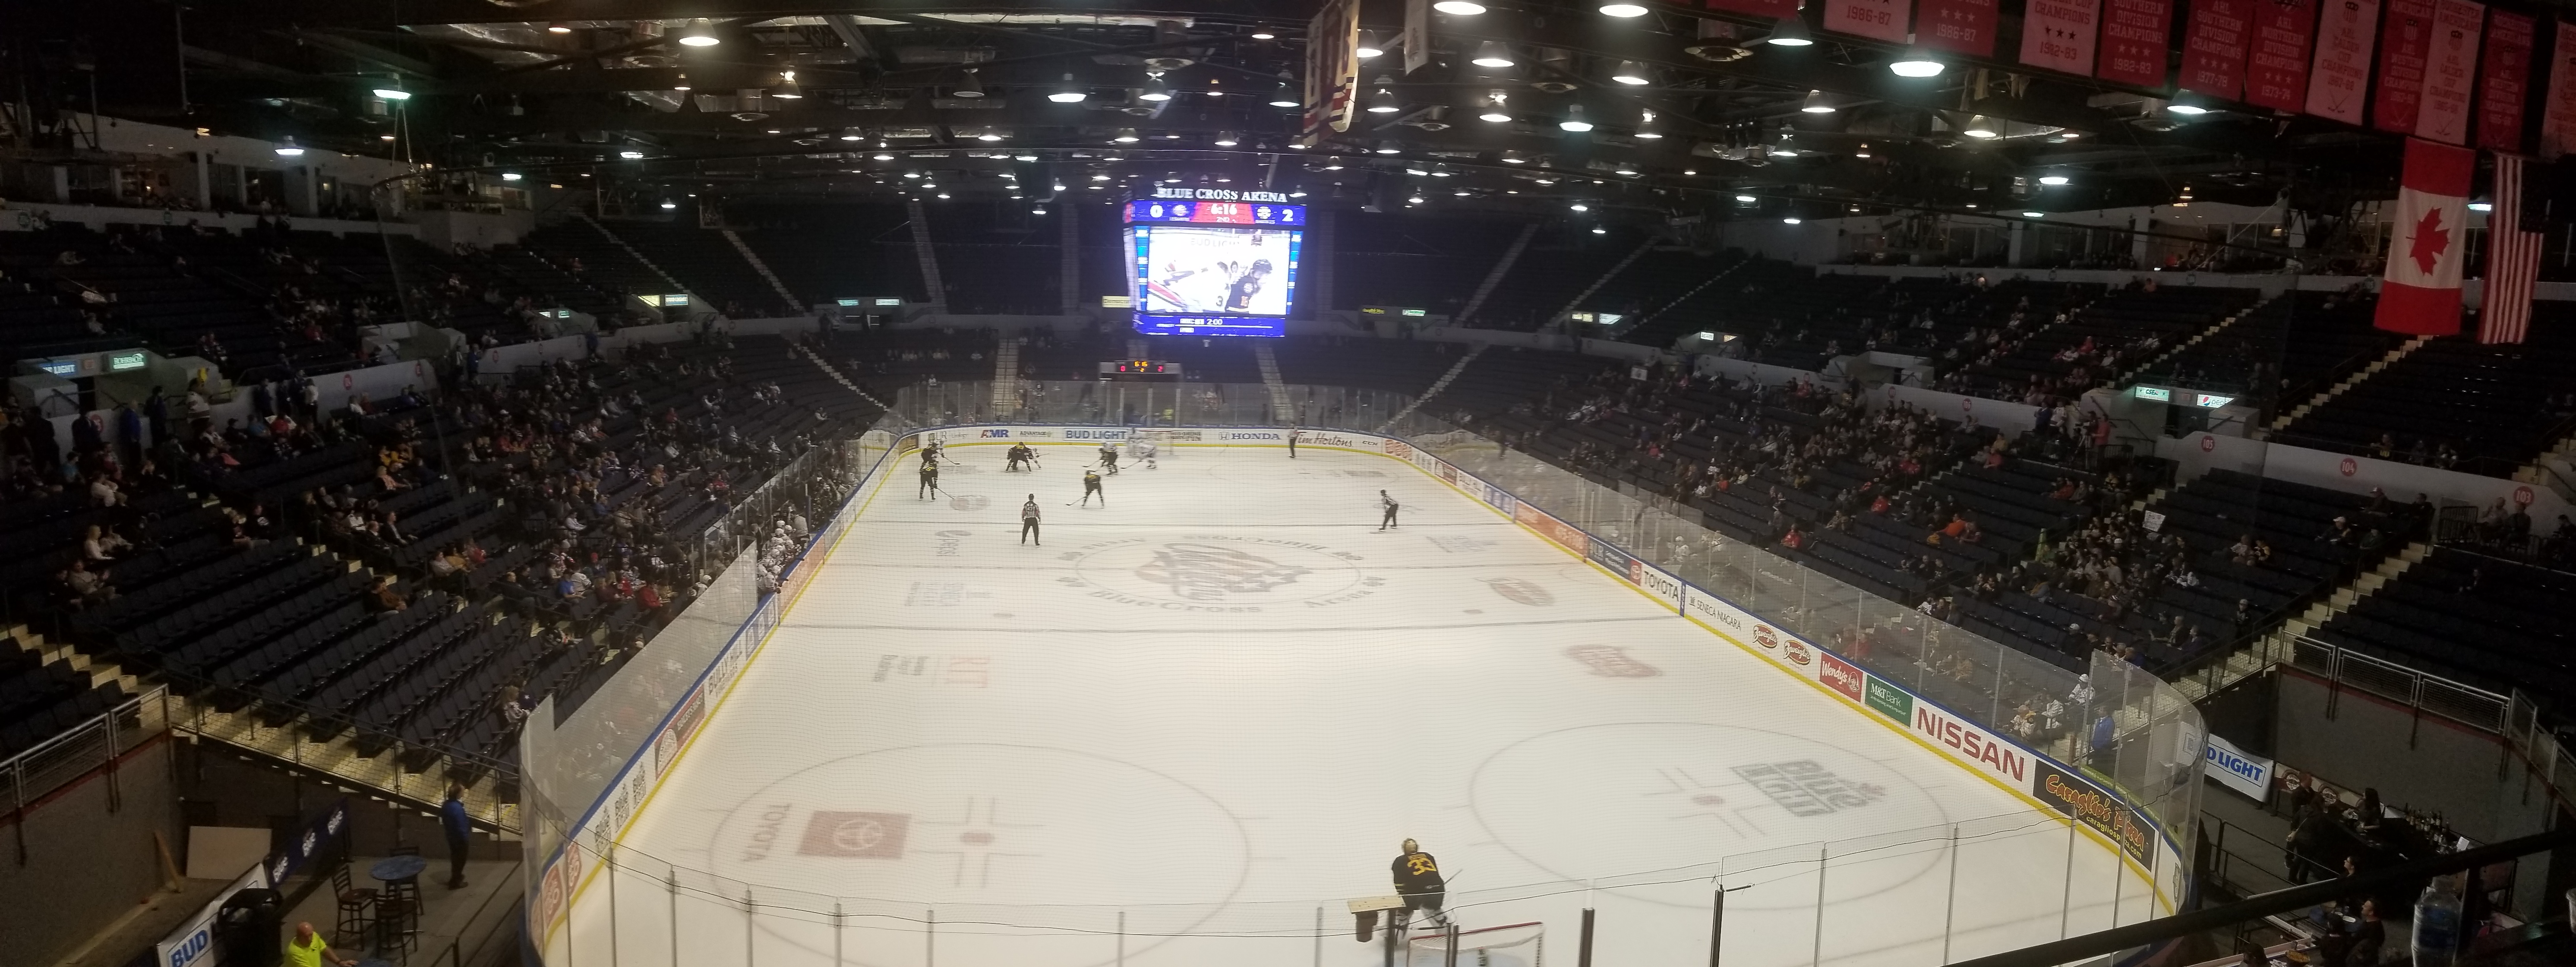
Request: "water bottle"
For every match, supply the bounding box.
[2412,874,2463,967]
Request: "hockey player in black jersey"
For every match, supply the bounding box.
[1080,470,1105,507]
[1391,839,1448,927]
[1097,442,1121,475]
[1006,443,1037,472]
[918,457,941,500]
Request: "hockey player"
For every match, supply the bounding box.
[922,437,946,466]
[1080,469,1106,507]
[1133,434,1159,470]
[1020,494,1042,545]
[1006,442,1037,472]
[918,457,941,500]
[1098,441,1121,475]
[1377,489,1400,531]
[1391,839,1448,928]
[1287,427,1301,458]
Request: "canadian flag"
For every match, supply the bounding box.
[2374,137,2474,335]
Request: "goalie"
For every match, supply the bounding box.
[1130,434,1159,470]
[1005,442,1038,473]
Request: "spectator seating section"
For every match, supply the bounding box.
[736,204,929,309]
[2311,548,2576,704]
[2131,291,2396,411]
[2273,303,2576,476]
[1463,224,1648,330]
[927,205,1062,315]
[608,224,782,317]
[1331,212,1527,319]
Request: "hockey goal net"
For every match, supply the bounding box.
[1127,430,1179,461]
[1404,921,1544,966]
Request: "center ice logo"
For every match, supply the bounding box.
[1136,542,1311,600]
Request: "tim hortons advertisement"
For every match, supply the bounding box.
[2033,762,2156,865]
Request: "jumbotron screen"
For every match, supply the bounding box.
[1124,198,1304,337]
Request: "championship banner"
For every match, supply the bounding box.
[1403,0,1430,76]
[2546,22,2576,159]
[1824,0,1913,43]
[2180,0,2257,98]
[1301,0,1362,141]
[2020,0,2105,74]
[1919,0,2001,57]
[2415,0,2486,145]
[2375,0,2440,132]
[2245,0,2320,111]
[2374,137,2475,335]
[2097,0,2177,85]
[2305,0,2382,123]
[2476,9,2536,151]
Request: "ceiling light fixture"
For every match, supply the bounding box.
[1480,91,1512,122]
[1375,141,1402,154]
[1049,74,1087,103]
[372,88,412,101]
[1367,79,1399,113]
[1783,217,1803,224]
[954,68,985,98]
[1854,142,1872,158]
[1592,226,1608,234]
[1961,114,2001,138]
[1635,108,1663,139]
[977,131,1004,142]
[274,138,304,157]
[672,72,690,92]
[1601,3,1650,16]
[1569,202,1589,211]
[2023,211,2046,218]
[1269,71,1301,107]
[501,172,523,181]
[1433,1,1489,14]
[1888,48,1944,76]
[1213,131,1241,146]
[1764,16,1814,46]
[1611,61,1651,85]
[1250,24,1277,39]
[1113,128,1141,142]
[1735,193,1756,202]
[660,201,677,209]
[547,22,572,34]
[1140,73,1171,102]
[678,19,721,47]
[772,71,803,98]
[2039,174,2070,186]
[620,150,646,159]
[1559,104,1594,132]
[1800,90,1834,113]
[1472,42,1516,68]
[2468,201,2493,212]
[1356,32,1386,58]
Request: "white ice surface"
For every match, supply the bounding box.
[562,442,2156,967]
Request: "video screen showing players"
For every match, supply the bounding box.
[1133,226,1297,317]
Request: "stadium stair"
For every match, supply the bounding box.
[2264,337,2431,433]
[1255,343,1295,419]
[1454,222,1540,326]
[1554,238,1659,322]
[1610,251,1754,343]
[991,337,1022,411]
[722,228,802,310]
[906,198,948,314]
[2173,540,2430,701]
[2116,291,2275,385]
[1377,343,1489,431]
[790,340,892,410]
[575,212,692,297]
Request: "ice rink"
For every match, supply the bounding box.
[570,439,2157,967]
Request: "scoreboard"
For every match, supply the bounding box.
[1124,199,1306,227]
[1098,359,1184,381]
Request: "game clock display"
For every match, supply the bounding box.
[1124,200,1304,338]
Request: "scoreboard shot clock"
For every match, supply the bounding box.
[1099,360,1185,381]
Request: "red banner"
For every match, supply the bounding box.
[2305,0,2380,123]
[2097,0,2177,85]
[1918,0,2000,57]
[2245,0,2319,111]
[1705,0,1803,16]
[2021,0,2105,74]
[2475,10,2535,150]
[2180,0,2257,99]
[2545,22,2576,159]
[1823,0,1912,41]
[2375,0,2439,132]
[2415,0,2485,145]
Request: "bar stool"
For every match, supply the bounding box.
[331,863,377,943]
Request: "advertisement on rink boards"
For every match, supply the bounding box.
[2034,760,2159,866]
[2202,733,2275,802]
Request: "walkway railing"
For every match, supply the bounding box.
[2,683,169,862]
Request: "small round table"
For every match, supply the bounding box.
[367,855,430,954]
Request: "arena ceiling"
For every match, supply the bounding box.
[16,0,2571,224]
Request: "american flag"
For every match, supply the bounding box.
[2478,153,2544,344]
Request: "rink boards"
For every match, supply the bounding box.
[526,424,2185,958]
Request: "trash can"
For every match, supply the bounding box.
[216,887,284,967]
